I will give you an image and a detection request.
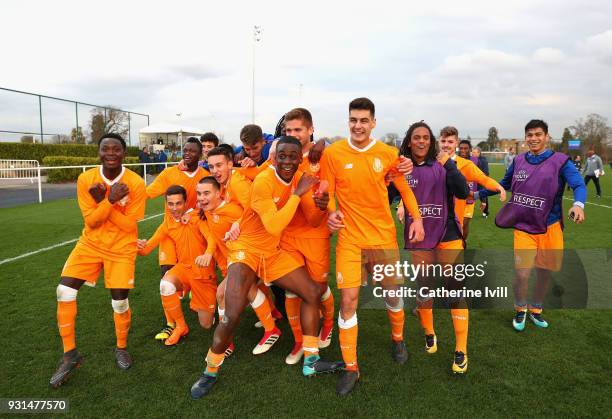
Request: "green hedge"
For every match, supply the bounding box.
[42,156,142,183]
[0,142,139,163]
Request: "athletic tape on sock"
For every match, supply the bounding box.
[111,298,130,314]
[56,284,78,302]
[385,297,404,312]
[338,312,358,329]
[159,280,177,296]
[251,289,266,308]
[285,291,298,299]
[320,286,331,301]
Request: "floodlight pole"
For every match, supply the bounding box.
[251,25,261,124]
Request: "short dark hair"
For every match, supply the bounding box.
[285,108,313,128]
[240,124,263,146]
[200,132,219,146]
[459,139,472,149]
[276,135,302,152]
[99,133,126,150]
[399,121,437,162]
[349,97,375,117]
[217,143,235,159]
[207,146,232,161]
[165,184,187,201]
[440,126,459,139]
[185,137,203,152]
[198,176,221,190]
[525,119,548,134]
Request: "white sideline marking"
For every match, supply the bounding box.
[563,197,612,209]
[0,213,163,266]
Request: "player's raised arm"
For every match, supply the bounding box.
[145,169,168,199]
[77,175,114,229]
[299,182,329,228]
[466,161,506,201]
[319,150,337,212]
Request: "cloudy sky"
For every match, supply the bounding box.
[1,0,611,144]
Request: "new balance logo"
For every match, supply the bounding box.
[344,163,353,169]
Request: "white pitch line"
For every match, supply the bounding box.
[0,213,163,266]
[563,197,612,209]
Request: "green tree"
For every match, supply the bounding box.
[561,127,573,154]
[487,127,499,149]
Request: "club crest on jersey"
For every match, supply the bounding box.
[336,271,344,285]
[235,251,246,261]
[372,158,383,173]
[212,214,220,223]
[515,169,529,182]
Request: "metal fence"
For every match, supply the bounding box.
[0,160,178,204]
[0,87,150,147]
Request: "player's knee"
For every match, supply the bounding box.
[199,314,214,329]
[160,265,173,278]
[340,293,358,313]
[159,279,176,296]
[56,284,78,302]
[111,298,130,314]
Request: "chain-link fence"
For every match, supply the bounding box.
[0,87,149,147]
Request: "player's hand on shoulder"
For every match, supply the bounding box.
[327,210,345,232]
[109,183,129,204]
[295,174,318,196]
[88,183,106,203]
[240,157,256,168]
[396,155,414,175]
[177,159,187,171]
[569,205,585,224]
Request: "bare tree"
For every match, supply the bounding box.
[89,106,129,144]
[571,113,611,155]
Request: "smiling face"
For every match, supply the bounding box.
[349,109,376,147]
[98,138,125,170]
[183,142,202,168]
[208,154,232,185]
[166,193,186,220]
[196,182,222,212]
[525,127,549,154]
[202,141,215,158]
[275,142,302,182]
[458,143,471,159]
[409,127,431,163]
[439,135,458,156]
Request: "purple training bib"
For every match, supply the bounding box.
[495,151,568,234]
[404,161,449,249]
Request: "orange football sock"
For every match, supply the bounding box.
[252,290,275,332]
[320,286,335,323]
[387,308,405,342]
[285,294,303,343]
[57,300,77,353]
[417,307,435,336]
[303,335,319,358]
[161,293,186,330]
[114,308,131,349]
[258,282,277,312]
[338,314,358,371]
[451,308,469,353]
[205,349,225,375]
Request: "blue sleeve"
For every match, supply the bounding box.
[561,160,587,204]
[481,158,489,176]
[479,161,513,200]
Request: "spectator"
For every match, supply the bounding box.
[504,149,515,169]
[472,146,490,218]
[583,149,604,198]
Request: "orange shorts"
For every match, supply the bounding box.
[335,241,400,289]
[464,203,475,219]
[281,235,330,283]
[514,222,564,272]
[61,241,135,289]
[411,239,464,266]
[158,236,178,266]
[166,264,217,313]
[227,247,302,284]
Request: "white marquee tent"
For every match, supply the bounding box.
[139,123,205,150]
